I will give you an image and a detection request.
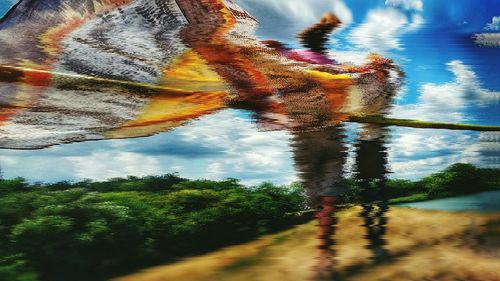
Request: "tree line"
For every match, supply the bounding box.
[0,163,498,280]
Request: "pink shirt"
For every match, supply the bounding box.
[284,49,336,65]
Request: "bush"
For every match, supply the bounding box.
[0,164,498,280]
[341,164,499,204]
[0,175,307,281]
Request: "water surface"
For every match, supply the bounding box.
[399,190,500,212]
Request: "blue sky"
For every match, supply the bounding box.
[239,0,500,121]
[0,0,16,18]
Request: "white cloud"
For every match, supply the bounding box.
[387,60,500,177]
[348,7,424,51]
[240,0,352,26]
[67,152,162,180]
[330,0,353,25]
[1,108,498,185]
[390,60,500,122]
[385,0,423,11]
[330,50,371,65]
[485,16,500,31]
[387,128,499,179]
[174,110,296,185]
[0,109,297,185]
[342,122,499,180]
[409,13,424,29]
[206,162,223,177]
[473,33,500,48]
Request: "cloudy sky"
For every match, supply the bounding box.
[0,108,497,184]
[0,110,297,185]
[390,60,499,123]
[0,0,498,184]
[485,16,500,31]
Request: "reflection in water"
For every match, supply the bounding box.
[399,190,500,212]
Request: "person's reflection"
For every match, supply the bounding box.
[353,124,390,262]
[292,126,346,280]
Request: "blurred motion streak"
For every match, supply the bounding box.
[0,0,402,149]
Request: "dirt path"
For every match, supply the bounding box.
[114,207,500,281]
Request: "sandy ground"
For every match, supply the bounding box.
[114,207,500,281]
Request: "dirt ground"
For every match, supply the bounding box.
[114,207,500,281]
